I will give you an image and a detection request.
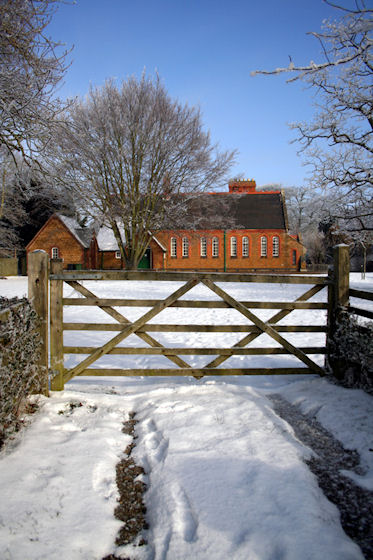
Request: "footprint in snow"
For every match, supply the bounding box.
[171,482,198,543]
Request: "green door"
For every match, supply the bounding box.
[138,248,151,269]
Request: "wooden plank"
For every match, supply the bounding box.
[349,288,373,302]
[202,279,325,375]
[62,323,328,332]
[62,297,327,310]
[50,260,64,391]
[334,245,350,307]
[51,270,328,284]
[206,284,326,369]
[64,346,327,355]
[73,367,316,377]
[28,250,49,396]
[348,307,373,320]
[64,277,200,381]
[66,280,191,370]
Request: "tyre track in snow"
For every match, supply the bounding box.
[269,394,373,560]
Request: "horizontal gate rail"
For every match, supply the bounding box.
[74,368,316,377]
[51,270,328,284]
[64,346,327,355]
[348,288,373,319]
[62,298,327,310]
[62,323,328,332]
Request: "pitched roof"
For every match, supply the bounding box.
[176,192,286,230]
[57,214,93,248]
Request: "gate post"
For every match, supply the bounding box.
[326,244,350,377]
[50,259,65,391]
[28,250,49,396]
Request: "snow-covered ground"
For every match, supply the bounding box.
[0,274,372,560]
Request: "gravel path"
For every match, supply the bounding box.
[269,394,373,560]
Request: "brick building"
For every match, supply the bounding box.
[26,214,97,270]
[27,179,305,272]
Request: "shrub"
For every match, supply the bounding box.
[329,311,373,393]
[0,297,42,448]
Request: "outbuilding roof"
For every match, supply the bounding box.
[57,214,93,248]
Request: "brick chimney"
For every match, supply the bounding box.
[228,178,256,193]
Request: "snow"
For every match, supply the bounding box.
[0,274,372,560]
[96,225,120,250]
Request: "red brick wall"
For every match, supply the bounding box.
[153,230,305,271]
[26,216,86,269]
[100,250,123,269]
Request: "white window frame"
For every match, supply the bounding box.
[261,236,267,257]
[230,236,237,257]
[115,250,121,259]
[51,247,59,259]
[242,236,249,257]
[170,237,177,258]
[272,236,279,257]
[212,237,219,257]
[182,237,189,258]
[200,237,207,257]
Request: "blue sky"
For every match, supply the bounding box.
[48,0,343,189]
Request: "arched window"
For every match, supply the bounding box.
[212,237,219,257]
[182,237,189,257]
[170,237,177,257]
[51,247,59,259]
[230,236,237,257]
[200,237,207,257]
[260,236,267,257]
[272,236,279,257]
[242,236,249,257]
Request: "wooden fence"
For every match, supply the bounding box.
[27,244,370,391]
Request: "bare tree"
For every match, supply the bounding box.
[252,1,373,233]
[0,155,74,252]
[0,0,70,165]
[50,75,236,269]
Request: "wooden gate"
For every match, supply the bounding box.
[32,257,337,390]
[27,246,355,392]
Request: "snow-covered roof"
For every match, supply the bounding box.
[96,225,166,252]
[57,214,93,248]
[96,226,119,251]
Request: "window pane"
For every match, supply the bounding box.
[261,237,267,257]
[230,236,237,257]
[212,237,219,257]
[272,236,279,257]
[200,237,207,257]
[52,247,59,259]
[242,236,249,257]
[170,237,177,257]
[182,237,189,257]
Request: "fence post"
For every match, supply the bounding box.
[326,244,350,377]
[50,259,64,391]
[28,250,49,396]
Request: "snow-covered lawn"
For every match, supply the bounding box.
[0,275,372,560]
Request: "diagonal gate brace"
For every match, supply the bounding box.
[66,280,191,369]
[64,277,199,381]
[206,283,325,368]
[201,279,325,375]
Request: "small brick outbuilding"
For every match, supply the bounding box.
[26,214,97,270]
